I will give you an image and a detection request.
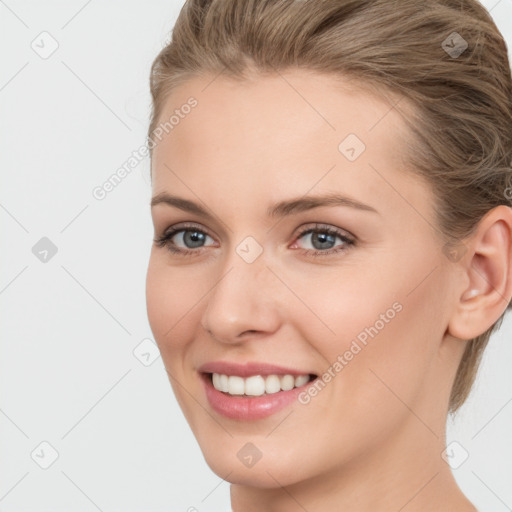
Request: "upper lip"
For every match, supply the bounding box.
[198,361,316,377]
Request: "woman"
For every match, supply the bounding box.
[145,0,512,510]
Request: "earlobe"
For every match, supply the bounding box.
[447,205,512,341]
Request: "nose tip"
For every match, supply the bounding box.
[199,259,281,345]
[202,323,259,343]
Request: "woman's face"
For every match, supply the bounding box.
[146,69,461,487]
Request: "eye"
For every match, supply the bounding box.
[154,223,216,255]
[154,222,356,258]
[291,224,355,256]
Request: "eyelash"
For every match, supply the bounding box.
[154,222,356,258]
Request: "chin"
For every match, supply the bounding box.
[194,432,322,489]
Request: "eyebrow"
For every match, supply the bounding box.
[150,192,379,219]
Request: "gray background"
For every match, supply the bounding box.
[1,1,511,510]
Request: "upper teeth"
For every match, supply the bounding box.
[212,373,310,396]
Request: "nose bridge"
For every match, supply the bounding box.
[200,238,280,342]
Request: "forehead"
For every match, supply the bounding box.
[150,69,428,223]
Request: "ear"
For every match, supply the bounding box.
[447,205,512,341]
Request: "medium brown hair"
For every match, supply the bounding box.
[147,0,512,413]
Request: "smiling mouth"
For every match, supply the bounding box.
[205,372,317,397]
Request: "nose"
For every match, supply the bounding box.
[200,248,282,344]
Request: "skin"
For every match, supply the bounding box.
[145,68,512,511]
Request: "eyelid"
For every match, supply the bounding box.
[161,221,216,240]
[293,222,355,242]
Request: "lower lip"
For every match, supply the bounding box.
[201,373,312,421]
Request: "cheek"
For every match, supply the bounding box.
[290,254,443,406]
[145,253,204,356]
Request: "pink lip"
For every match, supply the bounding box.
[198,361,313,377]
[200,373,313,421]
